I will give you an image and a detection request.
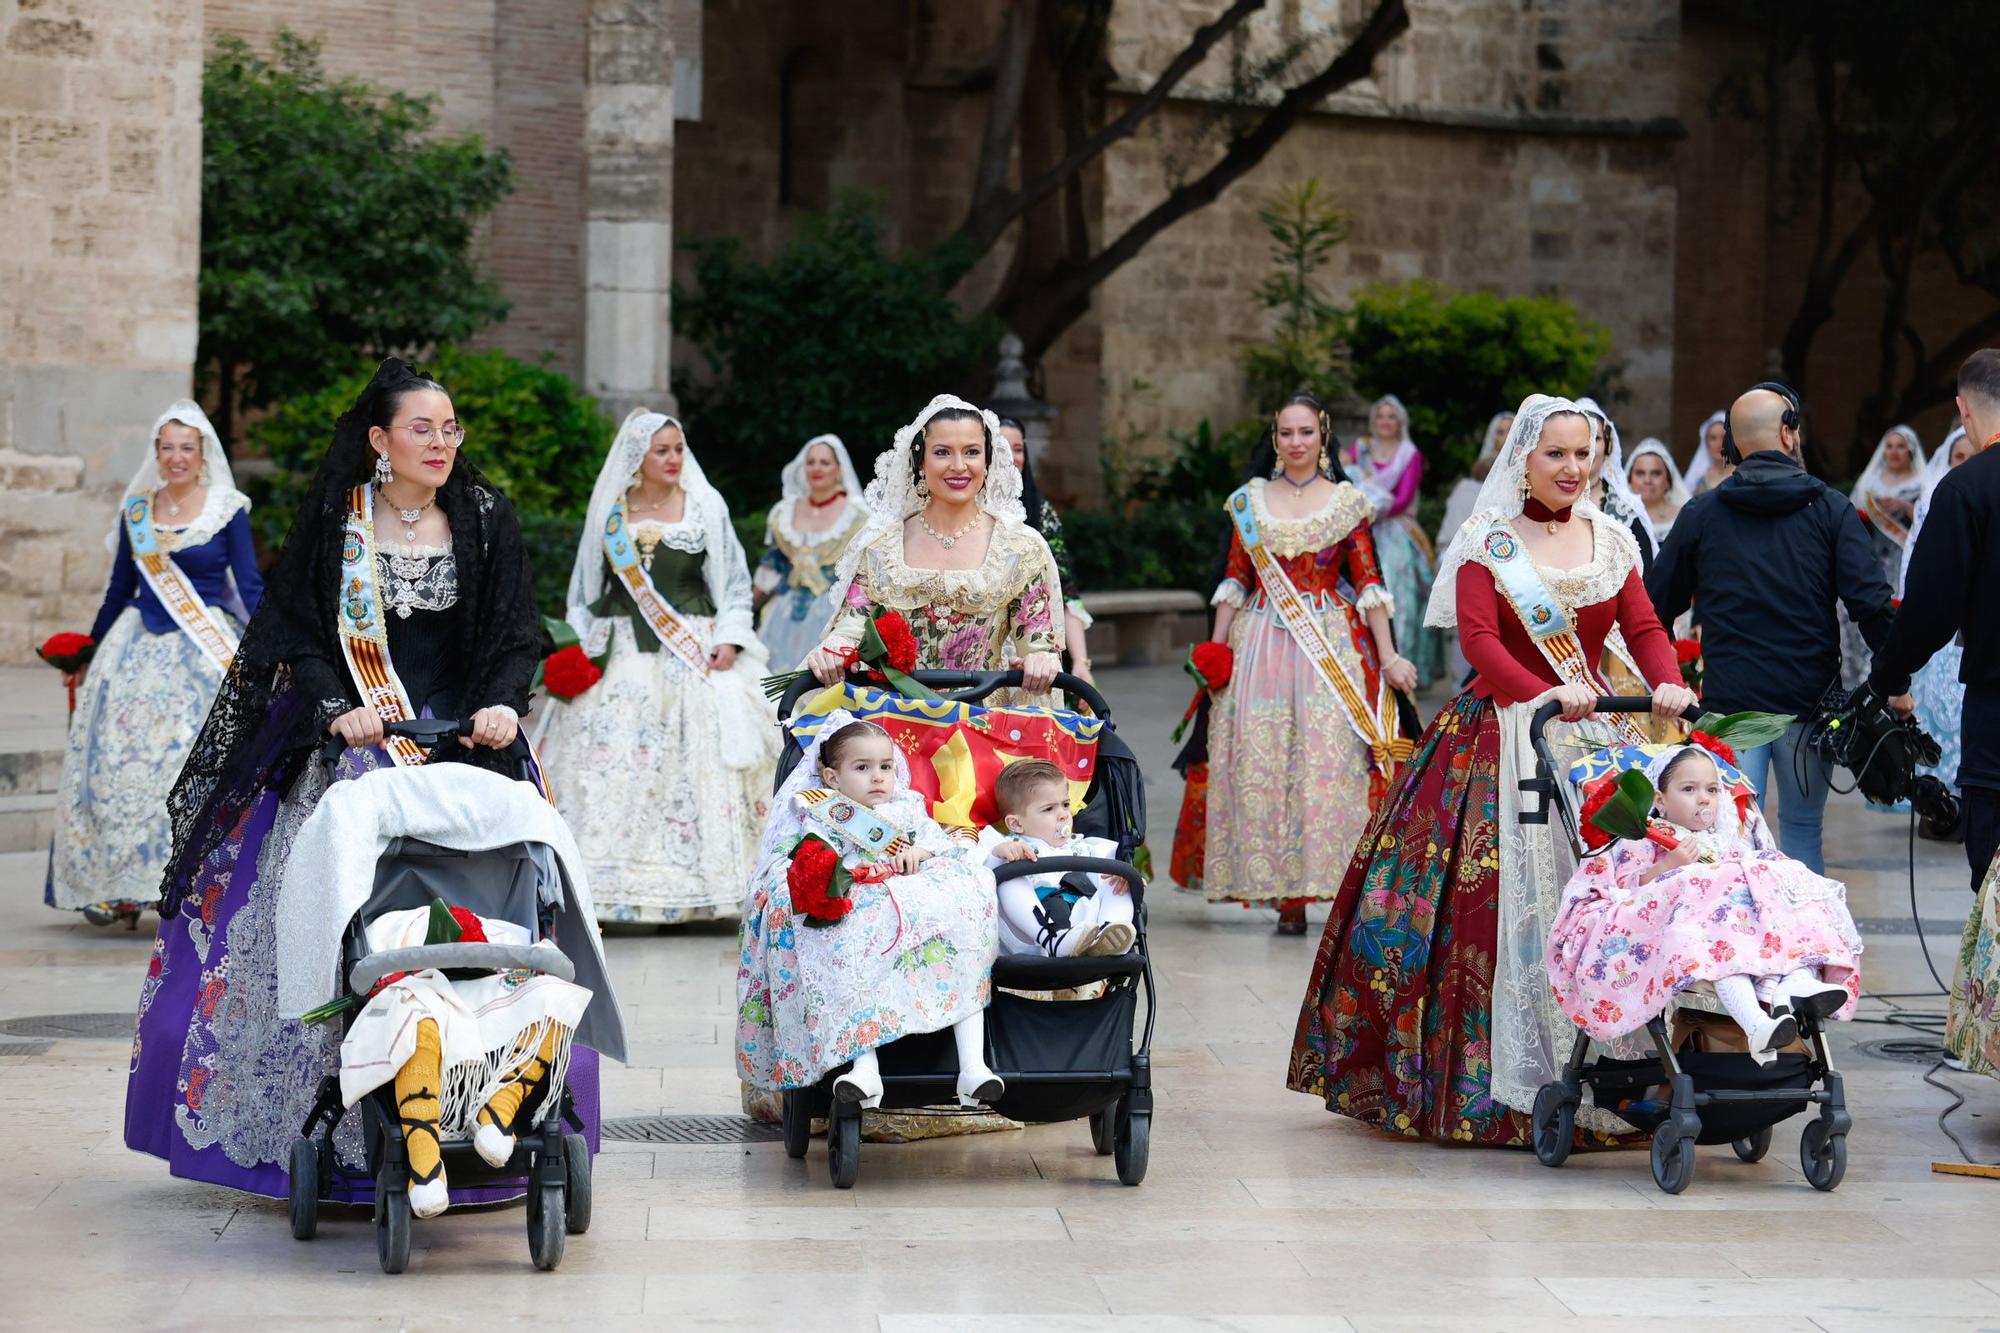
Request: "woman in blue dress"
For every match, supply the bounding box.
[753,434,870,671]
[49,401,262,926]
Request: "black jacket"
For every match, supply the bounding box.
[1647,450,1895,715]
[1869,440,2000,701]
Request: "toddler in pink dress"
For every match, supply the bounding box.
[1548,744,1863,1062]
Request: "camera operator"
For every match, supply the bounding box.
[1870,349,2000,887]
[1647,384,1896,874]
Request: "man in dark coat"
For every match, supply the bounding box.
[1647,386,1896,873]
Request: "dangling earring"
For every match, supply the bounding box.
[914,475,929,499]
[198,462,211,486]
[1317,441,1331,477]
[374,453,393,484]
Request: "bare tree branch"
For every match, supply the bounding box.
[956,0,1268,255]
[968,0,1043,222]
[1002,0,1411,355]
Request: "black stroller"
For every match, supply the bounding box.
[286,718,600,1272]
[772,670,1156,1189]
[1520,696,1851,1194]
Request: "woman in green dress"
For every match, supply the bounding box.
[537,409,779,924]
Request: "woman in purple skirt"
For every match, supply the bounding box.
[126,358,595,1198]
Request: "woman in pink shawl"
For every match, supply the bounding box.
[1345,394,1440,687]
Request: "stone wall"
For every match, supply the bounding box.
[0,0,205,661]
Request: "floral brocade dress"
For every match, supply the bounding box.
[1198,480,1396,906]
[1287,514,1679,1145]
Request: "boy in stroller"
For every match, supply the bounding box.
[1547,740,1862,1061]
[982,760,1137,959]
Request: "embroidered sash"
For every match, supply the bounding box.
[604,500,710,675]
[1227,485,1409,779]
[339,485,427,766]
[123,495,238,674]
[1477,519,1644,745]
[796,788,914,863]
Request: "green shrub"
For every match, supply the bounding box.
[246,347,617,616]
[1070,417,1262,592]
[673,192,1001,496]
[1343,281,1610,485]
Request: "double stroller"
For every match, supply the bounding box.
[1520,696,1851,1194]
[771,670,1156,1189]
[276,718,628,1272]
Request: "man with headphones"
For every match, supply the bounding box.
[1646,382,1897,873]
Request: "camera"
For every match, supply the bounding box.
[1805,684,1960,836]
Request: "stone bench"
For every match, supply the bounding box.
[1079,589,1208,667]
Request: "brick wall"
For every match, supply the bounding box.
[0,0,204,661]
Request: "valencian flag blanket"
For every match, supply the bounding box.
[785,683,1104,833]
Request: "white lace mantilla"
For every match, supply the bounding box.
[376,539,457,618]
[147,487,249,552]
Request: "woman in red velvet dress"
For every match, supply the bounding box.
[1286,395,1696,1146]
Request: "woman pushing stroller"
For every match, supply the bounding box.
[1548,740,1862,1061]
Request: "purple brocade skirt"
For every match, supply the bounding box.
[123,748,600,1201]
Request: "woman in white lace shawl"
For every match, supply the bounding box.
[1287,394,1694,1146]
[536,409,781,924]
[1840,424,1927,689]
[752,434,871,672]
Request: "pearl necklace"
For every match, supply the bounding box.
[157,484,196,519]
[917,506,983,549]
[376,482,437,541]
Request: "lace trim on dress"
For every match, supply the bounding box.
[148,487,249,552]
[1245,478,1374,558]
[376,541,458,619]
[768,496,865,552]
[1469,512,1637,613]
[631,517,706,571]
[866,518,1059,613]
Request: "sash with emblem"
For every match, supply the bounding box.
[604,499,711,676]
[1226,484,1410,779]
[338,485,428,766]
[122,494,239,674]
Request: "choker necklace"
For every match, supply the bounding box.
[1277,469,1320,491]
[806,489,847,508]
[1522,496,1574,535]
[377,482,436,542]
[918,506,983,549]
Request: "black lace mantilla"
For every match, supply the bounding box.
[160,358,544,916]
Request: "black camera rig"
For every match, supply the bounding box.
[1803,684,1959,837]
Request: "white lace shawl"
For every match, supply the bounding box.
[1899,427,1966,596]
[108,399,248,554]
[1850,423,1927,542]
[825,394,1029,618]
[1575,397,1652,555]
[1625,437,1690,546]
[565,407,758,649]
[1683,409,1728,491]
[1425,393,1636,630]
[1347,394,1420,514]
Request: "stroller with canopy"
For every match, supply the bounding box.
[275,718,629,1272]
[1520,697,1852,1194]
[763,671,1155,1189]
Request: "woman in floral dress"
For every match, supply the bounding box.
[753,434,871,672]
[1203,393,1418,934]
[1288,395,1694,1146]
[537,409,780,924]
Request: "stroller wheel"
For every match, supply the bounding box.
[1088,1106,1115,1157]
[1531,1083,1575,1168]
[1114,1097,1150,1187]
[781,1088,812,1160]
[527,1176,567,1270]
[827,1105,861,1190]
[563,1133,592,1235]
[288,1138,319,1240]
[1732,1126,1774,1164]
[374,1168,412,1274]
[1800,1118,1847,1192]
[1650,1122,1695,1195]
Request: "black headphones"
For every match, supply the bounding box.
[1722,381,1802,465]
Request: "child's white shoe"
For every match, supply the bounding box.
[408,1175,450,1219]
[1081,922,1136,957]
[473,1120,515,1169]
[956,1065,1005,1107]
[1772,974,1849,1023]
[1739,1010,1798,1067]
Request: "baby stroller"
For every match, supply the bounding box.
[1520,696,1851,1195]
[772,670,1156,1189]
[278,718,628,1272]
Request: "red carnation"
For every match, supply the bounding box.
[1690,730,1736,766]
[1189,641,1234,693]
[542,644,602,700]
[39,632,95,667]
[1672,638,1702,665]
[446,905,488,943]
[873,611,918,674]
[787,836,852,924]
[1578,776,1618,851]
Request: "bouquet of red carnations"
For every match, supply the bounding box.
[1169,641,1233,743]
[762,609,937,702]
[787,835,855,926]
[38,632,96,712]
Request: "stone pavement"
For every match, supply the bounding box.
[6,663,2000,1331]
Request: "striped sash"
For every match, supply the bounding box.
[123,495,238,674]
[339,485,426,766]
[604,500,710,675]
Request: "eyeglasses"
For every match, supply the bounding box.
[394,421,465,449]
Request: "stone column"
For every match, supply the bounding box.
[0,0,204,661]
[584,0,676,417]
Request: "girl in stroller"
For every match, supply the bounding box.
[737,713,1004,1111]
[1547,742,1863,1062]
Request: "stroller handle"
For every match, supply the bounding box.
[992,854,1145,912]
[1521,695,1706,832]
[778,668,1111,721]
[316,716,534,776]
